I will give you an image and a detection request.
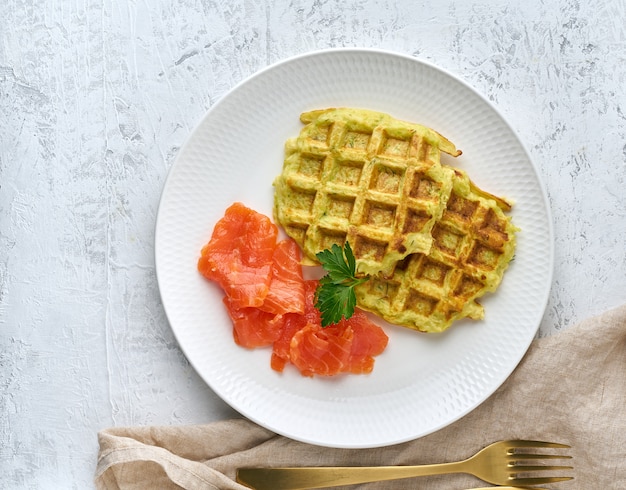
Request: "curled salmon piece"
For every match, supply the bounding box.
[341,311,389,374]
[272,280,389,377]
[223,297,285,349]
[198,202,278,309]
[261,239,305,315]
[270,281,321,372]
[290,322,353,377]
[271,312,304,372]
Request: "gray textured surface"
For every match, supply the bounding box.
[1,0,625,487]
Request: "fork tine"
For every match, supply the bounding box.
[510,476,574,485]
[511,464,574,472]
[469,488,549,490]
[511,453,572,460]
[508,440,571,449]
[507,439,573,486]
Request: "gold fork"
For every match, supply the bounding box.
[236,440,572,490]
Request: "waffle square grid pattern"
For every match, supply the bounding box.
[274,108,458,277]
[274,108,517,332]
[354,169,517,332]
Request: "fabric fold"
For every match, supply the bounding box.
[96,304,626,489]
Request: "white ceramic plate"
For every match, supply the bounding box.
[155,48,553,448]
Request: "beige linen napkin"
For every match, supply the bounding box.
[95,304,626,489]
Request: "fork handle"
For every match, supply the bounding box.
[236,461,466,490]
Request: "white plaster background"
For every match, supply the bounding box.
[1,0,625,487]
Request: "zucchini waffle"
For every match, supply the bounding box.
[274,108,517,333]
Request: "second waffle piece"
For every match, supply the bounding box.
[354,168,518,332]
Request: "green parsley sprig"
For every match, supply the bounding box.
[314,242,370,327]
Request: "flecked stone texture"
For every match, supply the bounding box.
[2,0,625,486]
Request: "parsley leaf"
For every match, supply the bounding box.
[314,242,369,326]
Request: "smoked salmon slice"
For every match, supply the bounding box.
[198,202,278,308]
[261,239,305,315]
[341,311,389,374]
[290,322,354,377]
[271,312,305,372]
[198,204,388,377]
[271,280,389,377]
[223,297,285,348]
[270,281,321,372]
